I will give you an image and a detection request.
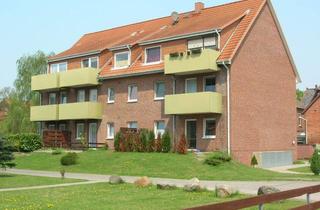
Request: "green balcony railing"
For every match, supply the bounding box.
[31,73,59,91]
[164,49,220,75]
[59,68,100,88]
[30,105,59,121]
[165,92,222,115]
[59,102,103,120]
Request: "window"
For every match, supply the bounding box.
[154,121,165,137]
[114,51,130,69]
[145,46,161,64]
[60,92,67,104]
[89,89,98,102]
[127,121,138,129]
[49,93,57,104]
[154,81,165,100]
[48,124,56,130]
[203,118,216,139]
[59,124,66,131]
[77,90,85,102]
[76,123,85,140]
[128,84,138,102]
[185,78,197,93]
[106,123,114,139]
[82,57,98,68]
[107,88,115,103]
[50,62,67,73]
[204,77,216,92]
[188,37,216,50]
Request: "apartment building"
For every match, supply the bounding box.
[30,0,300,167]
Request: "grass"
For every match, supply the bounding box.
[289,166,312,173]
[13,150,320,181]
[0,173,81,189]
[0,183,304,210]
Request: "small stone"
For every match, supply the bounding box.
[157,184,176,190]
[134,176,152,187]
[257,186,280,195]
[216,185,234,198]
[183,184,202,192]
[109,175,124,184]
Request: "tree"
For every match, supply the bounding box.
[0,137,15,170]
[161,131,171,153]
[296,89,304,101]
[310,149,320,175]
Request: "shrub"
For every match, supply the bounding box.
[6,133,42,152]
[146,131,155,152]
[114,132,122,152]
[139,129,148,152]
[60,152,78,166]
[0,137,16,169]
[105,142,109,150]
[251,155,258,167]
[161,131,171,153]
[52,148,64,155]
[154,133,162,152]
[204,152,231,166]
[310,149,320,175]
[176,134,187,154]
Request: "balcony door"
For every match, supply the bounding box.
[88,122,97,147]
[185,119,197,149]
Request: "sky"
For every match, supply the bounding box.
[0,0,319,90]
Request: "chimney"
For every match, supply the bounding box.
[195,2,204,13]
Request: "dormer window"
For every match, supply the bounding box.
[50,62,67,73]
[145,46,161,64]
[82,57,98,68]
[188,37,216,50]
[114,51,130,69]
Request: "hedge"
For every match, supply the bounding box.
[6,133,42,152]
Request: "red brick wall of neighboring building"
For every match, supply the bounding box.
[304,97,320,145]
[229,4,297,165]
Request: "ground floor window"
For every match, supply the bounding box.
[203,118,216,139]
[59,123,67,131]
[76,123,85,140]
[48,124,56,130]
[107,123,114,139]
[127,121,138,129]
[154,121,165,137]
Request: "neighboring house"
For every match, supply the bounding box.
[30,0,300,167]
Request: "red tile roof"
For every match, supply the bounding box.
[50,0,266,63]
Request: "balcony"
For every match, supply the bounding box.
[59,102,103,120]
[59,68,100,88]
[31,68,100,91]
[165,92,222,115]
[30,105,59,121]
[31,73,59,91]
[164,49,220,75]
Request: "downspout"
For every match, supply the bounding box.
[214,29,221,50]
[222,62,231,155]
[172,76,176,149]
[126,45,132,67]
[299,116,308,144]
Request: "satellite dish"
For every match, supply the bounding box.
[171,11,179,24]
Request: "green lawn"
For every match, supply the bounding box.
[14,150,320,181]
[0,183,304,210]
[0,173,81,189]
[289,166,312,173]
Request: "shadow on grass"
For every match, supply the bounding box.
[0,173,15,178]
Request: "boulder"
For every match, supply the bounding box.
[184,177,202,192]
[134,176,152,187]
[257,186,280,195]
[215,185,234,198]
[157,184,176,190]
[109,175,124,184]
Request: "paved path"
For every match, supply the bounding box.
[268,163,311,175]
[2,168,320,201]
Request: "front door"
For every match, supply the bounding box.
[186,120,197,149]
[88,123,97,147]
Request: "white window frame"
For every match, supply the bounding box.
[50,62,68,73]
[184,119,197,138]
[60,91,68,104]
[77,89,86,102]
[107,88,115,104]
[106,122,114,139]
[81,57,99,68]
[154,81,165,100]
[59,123,66,131]
[113,51,130,70]
[203,76,216,92]
[89,89,98,102]
[48,124,56,130]
[185,78,197,93]
[76,123,85,140]
[48,92,57,105]
[128,84,138,103]
[203,118,216,139]
[154,120,165,137]
[144,46,162,65]
[127,121,138,129]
